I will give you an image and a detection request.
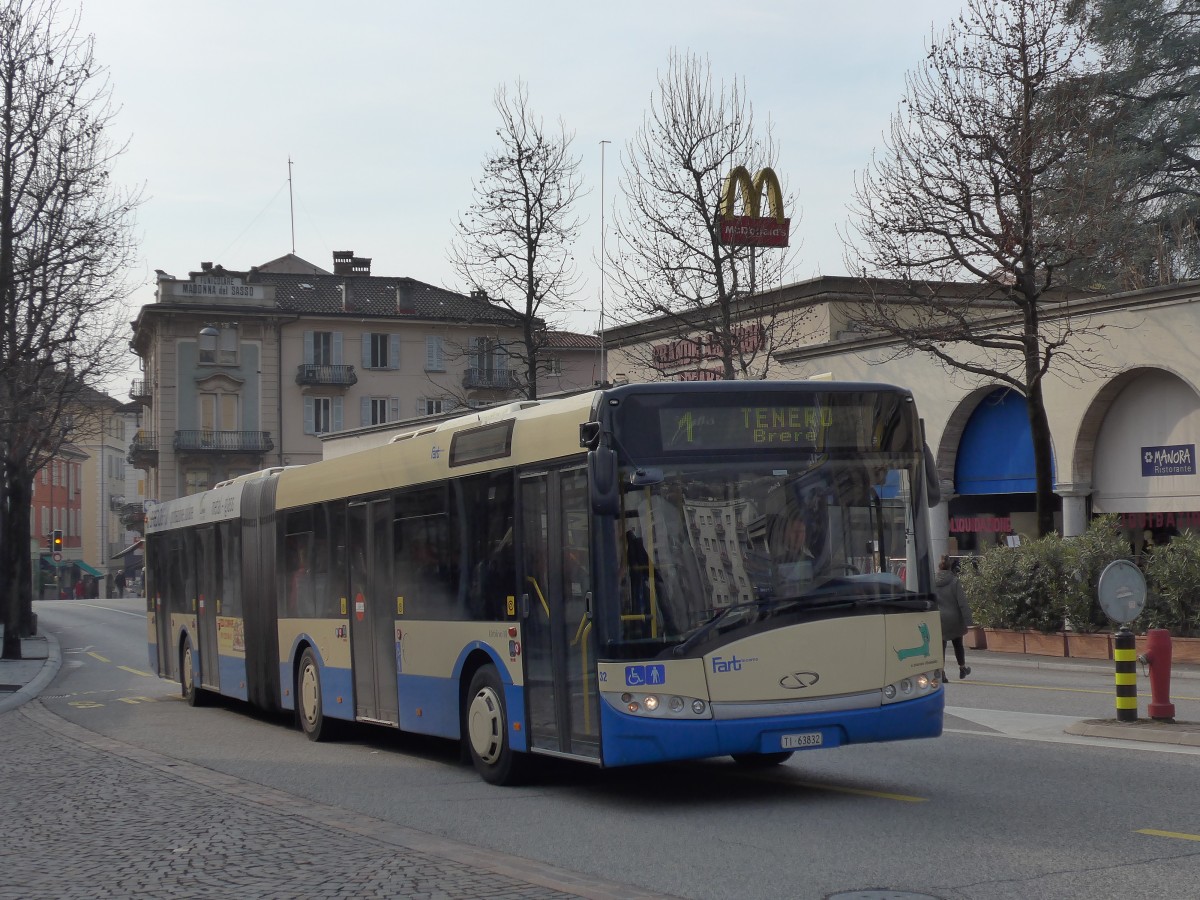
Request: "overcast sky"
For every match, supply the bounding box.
[81,0,966,354]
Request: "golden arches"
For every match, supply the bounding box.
[719,166,786,223]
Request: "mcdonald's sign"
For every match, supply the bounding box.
[718,166,790,247]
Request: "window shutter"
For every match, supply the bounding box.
[333,332,344,365]
[390,397,399,421]
[332,396,344,432]
[304,397,315,434]
[416,397,426,415]
[389,334,400,370]
[362,334,372,369]
[361,397,371,426]
[303,332,314,366]
[425,336,443,370]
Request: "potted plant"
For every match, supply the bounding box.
[1142,531,1200,664]
[961,544,1029,653]
[1060,514,1129,659]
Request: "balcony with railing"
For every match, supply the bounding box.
[174,430,274,454]
[128,431,158,468]
[295,364,357,387]
[462,367,519,390]
[130,379,152,404]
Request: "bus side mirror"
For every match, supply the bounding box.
[924,443,941,506]
[589,447,620,515]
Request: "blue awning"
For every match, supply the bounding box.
[955,389,1055,495]
[76,561,103,577]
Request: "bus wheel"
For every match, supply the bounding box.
[297,647,334,742]
[181,636,206,707]
[731,751,793,767]
[465,665,528,786]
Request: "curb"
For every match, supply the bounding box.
[0,633,62,715]
[969,650,1200,681]
[1064,718,1200,747]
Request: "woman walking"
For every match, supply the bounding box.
[935,555,972,680]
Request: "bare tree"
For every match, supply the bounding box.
[1,0,139,658]
[844,0,1127,537]
[449,81,584,400]
[607,50,810,382]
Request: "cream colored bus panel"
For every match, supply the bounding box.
[397,621,523,686]
[703,617,888,702]
[596,658,709,698]
[277,619,352,669]
[275,391,599,511]
[884,612,941,683]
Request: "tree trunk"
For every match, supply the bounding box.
[1026,381,1056,538]
[1,456,33,658]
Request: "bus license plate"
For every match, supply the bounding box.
[781,732,823,749]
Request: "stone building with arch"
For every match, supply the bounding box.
[605,277,1200,563]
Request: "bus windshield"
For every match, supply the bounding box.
[610,454,923,652]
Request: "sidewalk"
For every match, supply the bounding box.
[1,631,675,900]
[965,646,1200,747]
[0,632,58,715]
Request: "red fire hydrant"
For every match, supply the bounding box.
[1140,628,1176,722]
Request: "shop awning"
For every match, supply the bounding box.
[76,561,103,577]
[112,539,143,559]
[954,388,1055,495]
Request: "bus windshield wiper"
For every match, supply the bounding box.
[678,590,934,652]
[672,599,777,656]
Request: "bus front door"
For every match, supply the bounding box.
[519,467,600,760]
[348,499,399,725]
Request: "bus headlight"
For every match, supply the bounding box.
[602,691,712,719]
[882,669,942,705]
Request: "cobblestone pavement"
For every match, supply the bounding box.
[0,703,673,900]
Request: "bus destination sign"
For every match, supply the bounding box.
[660,405,839,451]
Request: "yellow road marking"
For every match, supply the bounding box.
[86,651,110,663]
[1137,829,1200,842]
[118,666,154,677]
[958,680,1200,701]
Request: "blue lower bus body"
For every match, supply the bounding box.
[189,629,941,770]
[596,689,944,767]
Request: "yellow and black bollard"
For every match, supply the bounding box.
[1114,626,1138,722]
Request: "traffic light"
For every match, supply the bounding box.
[51,529,63,552]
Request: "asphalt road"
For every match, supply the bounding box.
[28,597,1200,900]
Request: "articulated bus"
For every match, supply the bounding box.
[146,381,945,784]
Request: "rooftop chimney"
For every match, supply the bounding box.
[201,262,213,272]
[333,250,371,276]
[470,288,488,301]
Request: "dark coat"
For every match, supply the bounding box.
[935,569,972,641]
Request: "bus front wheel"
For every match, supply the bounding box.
[465,665,528,785]
[181,636,206,707]
[297,647,335,742]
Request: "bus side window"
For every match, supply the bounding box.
[394,488,456,620]
[284,509,315,618]
[460,473,515,620]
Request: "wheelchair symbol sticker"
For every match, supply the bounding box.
[625,664,665,686]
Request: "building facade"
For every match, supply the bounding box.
[605,276,1200,562]
[129,251,599,501]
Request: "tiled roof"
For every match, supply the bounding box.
[544,329,600,349]
[249,270,525,326]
